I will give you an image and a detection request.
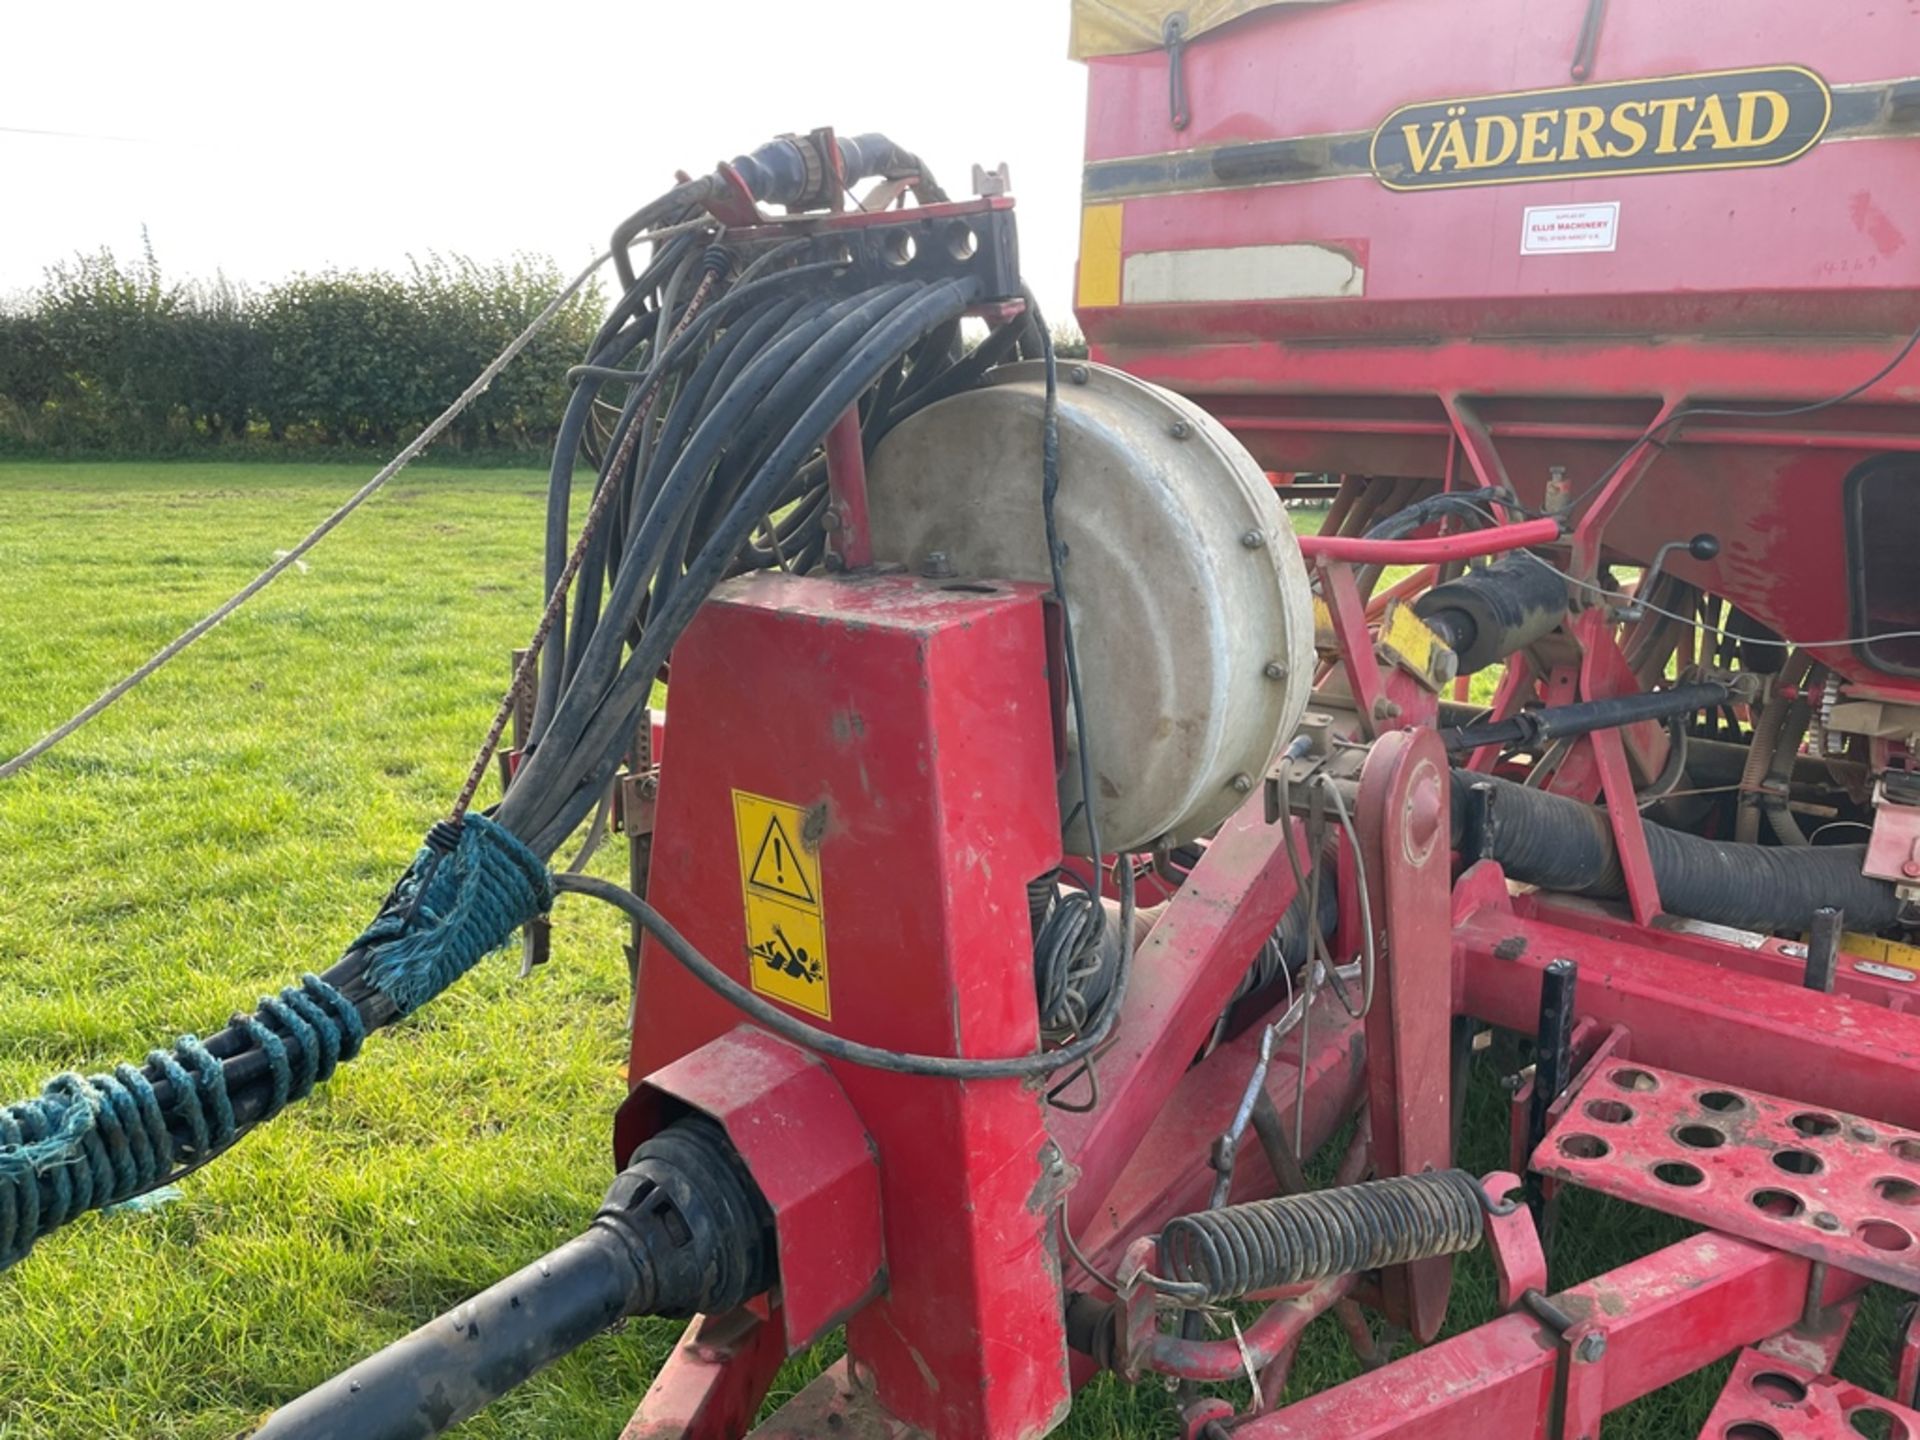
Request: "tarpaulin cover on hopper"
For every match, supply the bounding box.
[1070,0,1348,60]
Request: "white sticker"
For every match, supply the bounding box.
[1522,202,1620,254]
[1657,915,1766,950]
[1856,961,1916,984]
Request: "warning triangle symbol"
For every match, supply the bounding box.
[747,816,817,905]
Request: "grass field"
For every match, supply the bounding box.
[0,462,1905,1438]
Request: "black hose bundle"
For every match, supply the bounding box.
[498,234,997,861]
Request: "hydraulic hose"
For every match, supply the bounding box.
[513,279,982,858]
[1438,681,1728,755]
[1453,770,1902,932]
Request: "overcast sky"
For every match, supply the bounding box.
[2,0,1090,316]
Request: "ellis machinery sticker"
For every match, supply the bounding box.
[1371,66,1831,191]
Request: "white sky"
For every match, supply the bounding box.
[2,0,1090,317]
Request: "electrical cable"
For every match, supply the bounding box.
[1516,551,1920,650]
[554,871,1134,1079]
[1548,317,1920,522]
[1027,286,1139,1071]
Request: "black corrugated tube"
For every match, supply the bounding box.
[1452,770,1902,933]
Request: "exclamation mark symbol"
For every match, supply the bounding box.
[773,834,786,887]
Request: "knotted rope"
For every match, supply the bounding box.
[0,816,549,1270]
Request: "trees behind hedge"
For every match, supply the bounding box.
[0,241,604,454]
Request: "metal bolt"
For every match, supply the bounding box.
[1372,697,1403,721]
[1544,464,1571,511]
[1573,1332,1608,1364]
[1814,1211,1842,1231]
[1240,530,1267,549]
[1264,661,1288,681]
[1169,419,1192,440]
[921,550,956,579]
[1230,773,1254,794]
[1069,365,1091,385]
[820,509,842,531]
[823,552,847,573]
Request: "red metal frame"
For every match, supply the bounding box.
[1455,876,1920,1131]
[1354,728,1456,1340]
[615,552,1920,1438]
[1227,1234,1869,1439]
[620,1311,788,1440]
[1052,805,1311,1246]
[822,408,871,570]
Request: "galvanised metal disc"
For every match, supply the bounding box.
[866,361,1314,853]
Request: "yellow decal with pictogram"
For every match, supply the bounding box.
[733,790,830,1018]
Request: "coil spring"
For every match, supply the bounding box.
[1157,1169,1488,1303]
[1819,671,1842,756]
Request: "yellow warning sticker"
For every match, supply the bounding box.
[733,790,829,1018]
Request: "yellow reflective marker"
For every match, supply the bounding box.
[1078,203,1125,310]
[733,790,830,1018]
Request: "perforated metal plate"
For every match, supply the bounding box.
[1533,1061,1920,1291]
[1697,1348,1920,1440]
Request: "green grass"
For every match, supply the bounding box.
[0,464,1903,1438]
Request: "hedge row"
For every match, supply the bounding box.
[0,242,605,454]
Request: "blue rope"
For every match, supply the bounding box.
[0,816,548,1272]
[0,975,361,1271]
[355,814,552,1016]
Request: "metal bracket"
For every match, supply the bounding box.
[1569,0,1608,80]
[1163,12,1192,130]
[1482,1171,1548,1309]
